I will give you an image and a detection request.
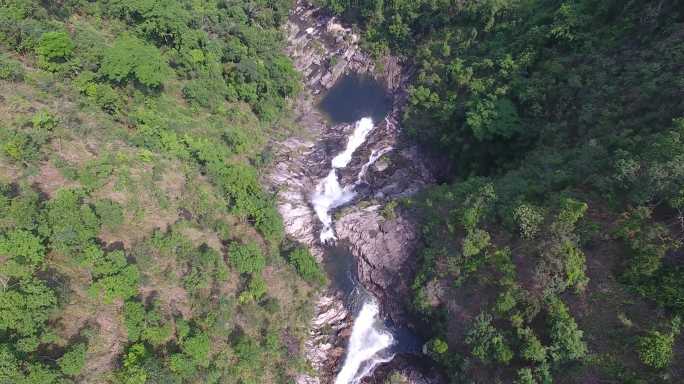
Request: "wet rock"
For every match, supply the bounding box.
[335,207,420,325]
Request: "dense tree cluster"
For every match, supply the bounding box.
[323,0,684,382]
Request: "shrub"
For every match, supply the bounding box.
[181,332,210,368]
[32,109,57,130]
[94,199,124,231]
[615,206,676,282]
[88,250,140,303]
[518,327,547,363]
[182,73,228,109]
[0,186,41,232]
[239,274,267,303]
[514,368,535,384]
[465,312,513,364]
[462,228,491,258]
[0,129,39,163]
[100,34,172,88]
[514,203,544,239]
[35,31,74,70]
[232,336,264,382]
[288,246,326,285]
[184,246,229,296]
[637,318,680,369]
[426,337,449,355]
[0,54,24,80]
[89,83,123,114]
[229,242,265,274]
[0,278,57,349]
[546,296,586,362]
[637,330,675,369]
[381,200,398,220]
[118,344,148,384]
[0,229,45,279]
[58,343,87,376]
[123,300,145,342]
[43,189,100,254]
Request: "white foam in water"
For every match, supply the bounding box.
[311,117,396,382]
[357,146,392,183]
[312,169,356,243]
[312,117,376,243]
[334,301,395,384]
[332,118,375,169]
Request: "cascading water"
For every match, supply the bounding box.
[334,299,395,384]
[357,145,393,183]
[311,117,376,243]
[310,116,397,383]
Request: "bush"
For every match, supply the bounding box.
[637,330,675,369]
[43,189,100,254]
[514,203,544,239]
[58,343,87,376]
[123,300,145,342]
[518,327,547,363]
[87,250,140,303]
[288,246,326,285]
[228,242,265,274]
[182,72,228,109]
[637,318,680,369]
[465,312,513,364]
[32,109,57,130]
[239,274,267,303]
[0,278,57,350]
[183,246,229,296]
[0,54,24,80]
[35,31,74,70]
[182,332,211,368]
[0,129,39,163]
[100,34,172,88]
[0,229,45,279]
[94,199,124,231]
[88,83,123,114]
[546,296,586,362]
[514,368,535,384]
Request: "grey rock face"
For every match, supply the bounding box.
[335,207,420,325]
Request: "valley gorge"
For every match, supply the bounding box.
[266,2,440,383]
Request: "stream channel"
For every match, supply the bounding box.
[312,73,422,384]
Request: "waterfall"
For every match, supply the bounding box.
[310,116,396,383]
[311,117,375,243]
[331,118,375,168]
[357,146,393,183]
[334,300,395,384]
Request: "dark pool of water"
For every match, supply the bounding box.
[322,241,425,355]
[318,73,392,124]
[322,240,358,297]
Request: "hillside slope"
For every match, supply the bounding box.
[319,1,684,383]
[0,1,325,383]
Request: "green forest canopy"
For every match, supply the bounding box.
[321,0,684,383]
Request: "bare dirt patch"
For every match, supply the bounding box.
[83,301,127,382]
[30,161,80,197]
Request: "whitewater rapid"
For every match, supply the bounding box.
[334,300,395,384]
[310,116,396,383]
[312,117,377,243]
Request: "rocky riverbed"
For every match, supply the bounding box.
[266,2,442,383]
